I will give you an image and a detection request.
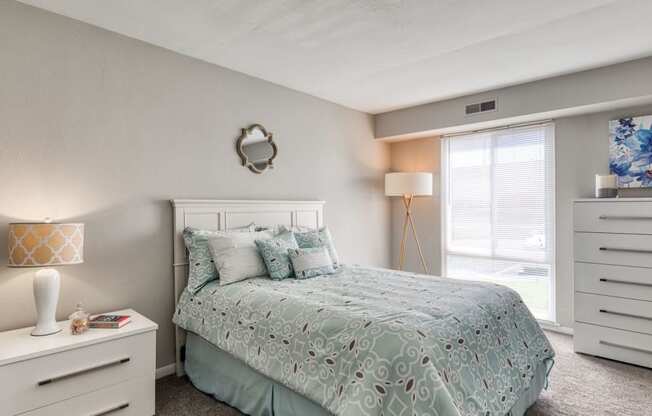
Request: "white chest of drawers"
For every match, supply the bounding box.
[573,198,652,367]
[0,309,157,416]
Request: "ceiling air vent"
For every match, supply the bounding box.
[465,99,496,115]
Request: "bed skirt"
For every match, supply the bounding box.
[185,332,550,416]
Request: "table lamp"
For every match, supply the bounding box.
[8,222,84,336]
[385,172,432,274]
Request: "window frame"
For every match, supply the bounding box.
[440,122,557,323]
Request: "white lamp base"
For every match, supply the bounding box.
[31,268,61,336]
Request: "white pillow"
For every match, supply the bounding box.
[208,230,273,285]
[182,223,256,294]
[212,246,269,285]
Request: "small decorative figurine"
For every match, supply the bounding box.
[69,303,90,335]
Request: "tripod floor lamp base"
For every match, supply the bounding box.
[385,172,432,275]
[398,194,429,274]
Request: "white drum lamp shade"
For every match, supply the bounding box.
[8,223,84,336]
[385,172,433,197]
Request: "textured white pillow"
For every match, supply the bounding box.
[182,223,256,294]
[209,230,272,250]
[211,246,269,285]
[208,230,273,285]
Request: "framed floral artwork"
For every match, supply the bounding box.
[609,115,652,188]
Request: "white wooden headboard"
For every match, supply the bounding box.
[171,199,325,376]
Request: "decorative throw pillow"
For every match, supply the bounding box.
[183,224,255,294]
[292,227,340,268]
[288,247,336,279]
[207,230,273,286]
[255,231,299,280]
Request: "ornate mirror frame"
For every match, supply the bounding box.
[235,124,278,174]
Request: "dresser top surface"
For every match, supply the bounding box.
[0,309,157,366]
[574,198,652,202]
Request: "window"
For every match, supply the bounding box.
[441,123,555,321]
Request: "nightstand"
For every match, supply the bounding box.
[0,309,157,416]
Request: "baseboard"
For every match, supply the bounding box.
[538,320,574,335]
[156,363,176,379]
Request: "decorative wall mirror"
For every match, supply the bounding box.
[236,124,278,174]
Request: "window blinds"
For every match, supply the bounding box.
[442,124,555,320]
[442,123,554,268]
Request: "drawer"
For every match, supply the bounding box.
[574,232,652,268]
[21,375,154,416]
[574,262,652,302]
[0,331,155,415]
[574,201,652,234]
[574,322,652,368]
[575,292,652,335]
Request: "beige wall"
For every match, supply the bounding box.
[389,105,652,329]
[389,138,441,274]
[0,1,391,368]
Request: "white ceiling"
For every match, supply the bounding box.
[18,0,652,114]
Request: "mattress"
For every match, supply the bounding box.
[174,265,554,416]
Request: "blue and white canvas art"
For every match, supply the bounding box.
[609,115,652,188]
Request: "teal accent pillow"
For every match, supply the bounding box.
[183,225,254,293]
[288,247,336,279]
[292,227,339,268]
[255,231,299,280]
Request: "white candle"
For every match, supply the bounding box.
[596,174,617,189]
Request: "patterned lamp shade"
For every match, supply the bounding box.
[8,223,84,267]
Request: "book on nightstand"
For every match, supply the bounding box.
[89,314,131,329]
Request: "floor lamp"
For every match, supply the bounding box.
[385,172,432,274]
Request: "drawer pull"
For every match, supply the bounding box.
[37,357,130,386]
[599,247,652,254]
[599,309,652,321]
[599,278,652,288]
[91,403,129,416]
[599,340,652,355]
[599,215,652,220]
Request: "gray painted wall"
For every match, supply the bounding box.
[554,104,652,328]
[0,1,391,368]
[390,106,652,329]
[376,57,652,140]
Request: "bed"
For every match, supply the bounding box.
[171,200,554,416]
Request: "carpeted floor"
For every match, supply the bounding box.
[156,331,652,416]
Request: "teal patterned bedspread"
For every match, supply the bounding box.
[174,265,554,416]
